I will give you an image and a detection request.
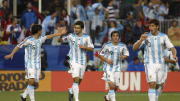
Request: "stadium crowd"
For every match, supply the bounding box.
[0,0,179,71]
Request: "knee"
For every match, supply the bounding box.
[28,79,35,86]
[149,82,156,89]
[73,77,80,83]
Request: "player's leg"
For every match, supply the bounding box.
[70,63,81,101]
[106,72,116,101]
[145,64,157,101]
[156,64,167,101]
[28,78,36,101]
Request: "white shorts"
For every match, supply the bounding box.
[161,65,168,84]
[68,62,86,79]
[102,71,120,86]
[145,63,166,84]
[25,68,41,82]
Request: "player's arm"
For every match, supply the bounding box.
[79,45,94,51]
[164,57,176,64]
[4,46,20,60]
[120,46,129,60]
[79,36,94,51]
[133,33,147,51]
[46,27,67,40]
[171,47,178,62]
[98,55,113,65]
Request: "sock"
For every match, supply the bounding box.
[68,87,73,94]
[108,90,116,101]
[22,87,28,98]
[28,85,35,101]
[72,83,79,101]
[148,89,156,101]
[156,86,162,101]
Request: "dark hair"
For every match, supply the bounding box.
[149,19,159,26]
[111,31,119,37]
[74,21,84,29]
[2,0,7,4]
[31,24,42,35]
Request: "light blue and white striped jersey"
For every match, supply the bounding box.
[100,42,129,72]
[17,36,47,69]
[140,32,174,64]
[62,33,94,66]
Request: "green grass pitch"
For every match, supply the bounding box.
[0,91,180,101]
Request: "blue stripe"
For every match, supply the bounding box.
[157,37,162,63]
[144,45,149,64]
[110,47,114,71]
[150,37,156,63]
[29,46,32,68]
[75,38,78,63]
[80,38,83,65]
[148,89,156,94]
[34,44,38,69]
[115,47,120,72]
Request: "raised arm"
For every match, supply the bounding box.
[133,33,147,51]
[4,46,20,60]
[46,27,67,39]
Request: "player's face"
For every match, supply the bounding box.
[74,25,82,35]
[149,23,158,34]
[111,33,119,43]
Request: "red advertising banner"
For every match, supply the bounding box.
[51,71,180,92]
[1,71,180,92]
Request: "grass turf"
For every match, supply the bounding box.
[0,91,180,101]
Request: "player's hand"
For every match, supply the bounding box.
[173,55,178,62]
[57,27,67,36]
[4,54,14,60]
[140,33,148,41]
[120,55,127,60]
[106,59,113,65]
[79,45,86,50]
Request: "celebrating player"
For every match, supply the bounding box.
[133,19,178,101]
[96,31,129,101]
[59,21,94,101]
[4,24,67,101]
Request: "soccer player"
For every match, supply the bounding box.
[96,31,129,101]
[156,48,178,101]
[59,21,94,101]
[4,24,67,101]
[133,19,178,101]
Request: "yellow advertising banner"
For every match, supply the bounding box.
[0,71,51,92]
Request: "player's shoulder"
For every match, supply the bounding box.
[118,42,126,47]
[103,42,112,46]
[25,36,33,41]
[82,33,90,38]
[158,32,167,37]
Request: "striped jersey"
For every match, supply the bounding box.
[140,32,174,64]
[62,33,94,66]
[100,42,129,72]
[17,36,47,70]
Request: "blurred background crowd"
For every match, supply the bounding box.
[0,0,179,71]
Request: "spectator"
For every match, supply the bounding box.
[90,7,104,43]
[132,19,145,43]
[127,57,144,71]
[94,22,108,46]
[108,20,123,41]
[0,0,10,21]
[168,20,180,46]
[70,0,86,25]
[86,0,94,21]
[92,0,105,16]
[143,1,156,20]
[21,2,38,30]
[6,17,21,45]
[119,0,134,19]
[106,0,116,21]
[154,0,169,21]
[42,10,59,44]
[60,9,70,27]
[123,11,135,45]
